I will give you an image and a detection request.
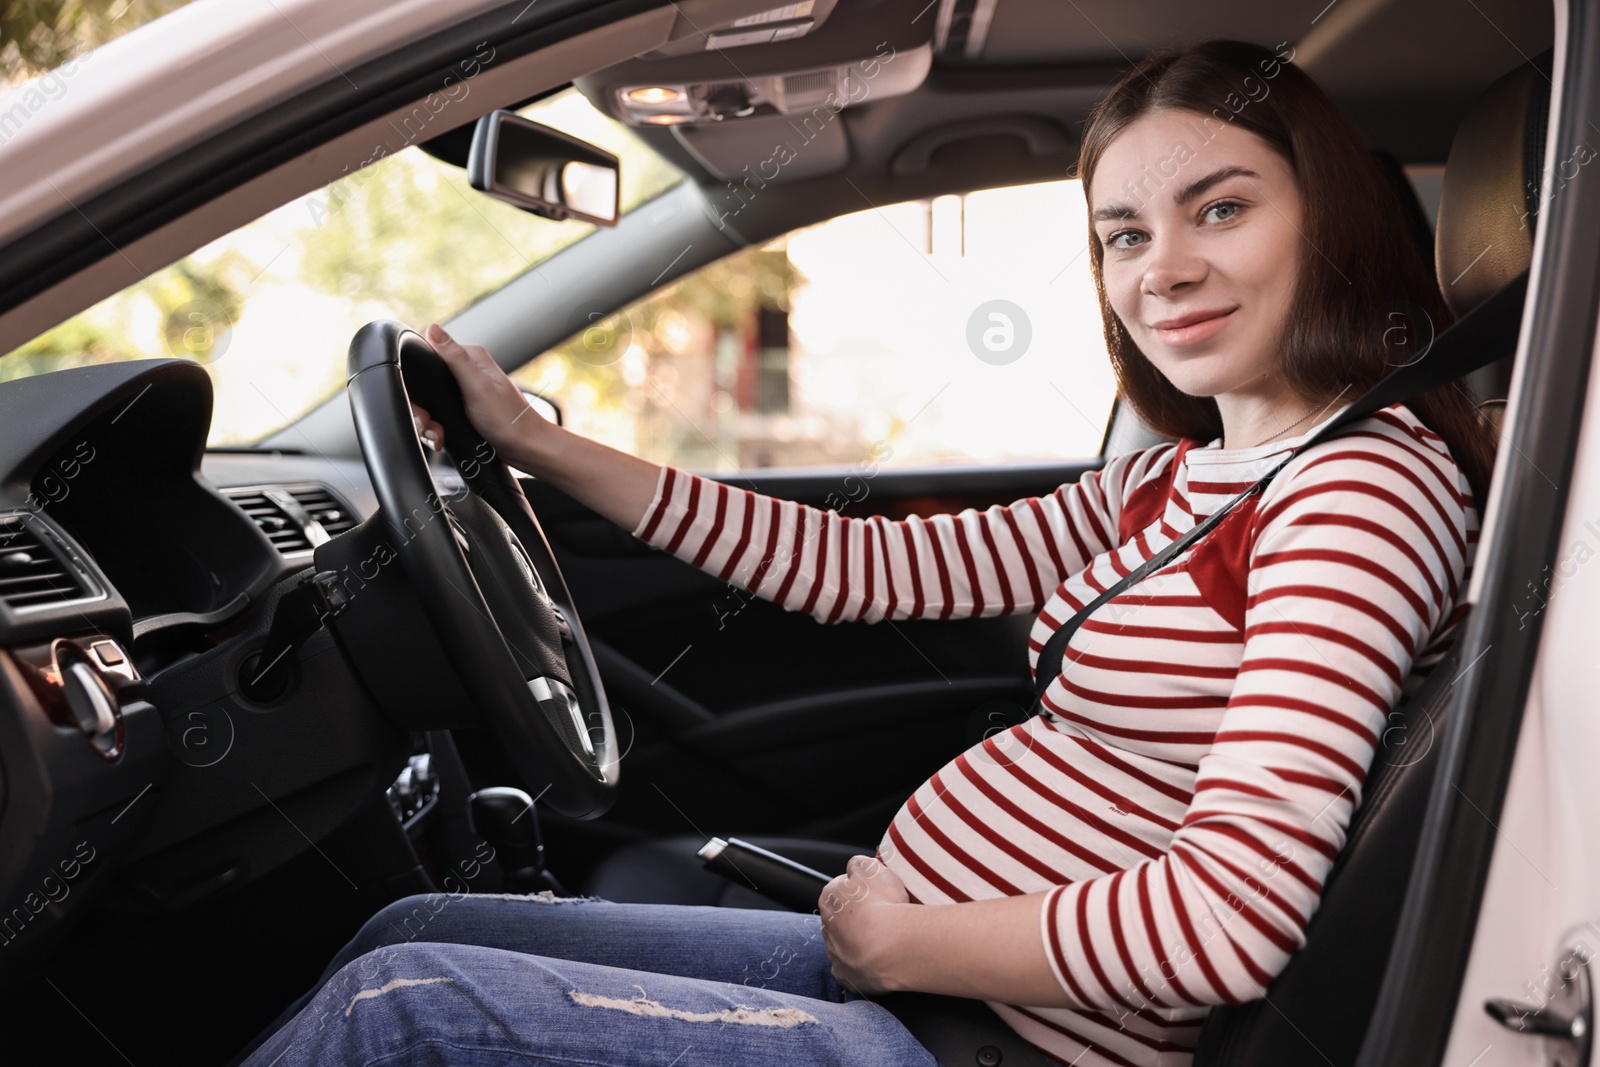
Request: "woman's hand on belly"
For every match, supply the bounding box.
[820,855,915,995]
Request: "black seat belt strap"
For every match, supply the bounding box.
[1028,270,1527,717]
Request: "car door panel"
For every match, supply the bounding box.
[521,459,1099,850]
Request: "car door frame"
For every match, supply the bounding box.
[1357,1,1600,1062]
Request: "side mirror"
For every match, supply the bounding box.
[519,388,563,427]
[468,110,620,227]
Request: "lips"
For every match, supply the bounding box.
[1149,306,1237,346]
[1150,307,1235,330]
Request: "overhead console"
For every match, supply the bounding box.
[577,0,934,182]
[612,52,925,129]
[639,0,840,57]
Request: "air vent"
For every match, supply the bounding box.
[0,514,94,610]
[226,490,312,554]
[223,484,358,557]
[286,486,357,536]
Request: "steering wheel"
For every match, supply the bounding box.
[346,320,619,818]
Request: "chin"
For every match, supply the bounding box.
[1146,361,1234,401]
[1146,344,1267,398]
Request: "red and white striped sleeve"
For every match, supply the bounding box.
[629,445,1176,623]
[1037,431,1472,1012]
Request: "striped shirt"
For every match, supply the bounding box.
[630,401,1476,1066]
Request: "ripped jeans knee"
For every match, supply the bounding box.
[241,942,939,1067]
[568,985,821,1028]
[481,889,605,904]
[357,889,601,954]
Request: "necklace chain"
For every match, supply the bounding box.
[1227,387,1354,451]
[1235,405,1319,450]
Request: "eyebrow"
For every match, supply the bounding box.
[1091,165,1262,223]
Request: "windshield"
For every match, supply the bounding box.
[0,88,682,444]
[1,1,199,84]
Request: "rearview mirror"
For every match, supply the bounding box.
[519,388,563,427]
[467,110,620,227]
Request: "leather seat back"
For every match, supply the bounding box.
[1445,55,1552,436]
[1192,55,1549,1066]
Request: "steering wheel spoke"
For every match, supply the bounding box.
[550,604,574,640]
[527,675,597,762]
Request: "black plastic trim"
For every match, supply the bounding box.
[688,676,1031,751]
[671,458,1105,502]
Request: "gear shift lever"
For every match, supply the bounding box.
[468,786,566,894]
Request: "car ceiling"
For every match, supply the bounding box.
[583,0,1553,177]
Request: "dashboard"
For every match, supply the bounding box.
[0,362,354,629]
[0,357,413,993]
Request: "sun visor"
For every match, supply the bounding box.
[575,0,933,142]
[643,0,843,56]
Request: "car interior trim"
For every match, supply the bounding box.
[1359,2,1600,1062]
[0,0,680,349]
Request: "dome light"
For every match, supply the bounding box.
[625,86,685,105]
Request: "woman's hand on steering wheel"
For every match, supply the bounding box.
[411,322,546,468]
[347,318,621,815]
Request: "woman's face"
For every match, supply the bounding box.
[1088,108,1303,404]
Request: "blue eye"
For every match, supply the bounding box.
[1106,230,1146,250]
[1204,201,1242,223]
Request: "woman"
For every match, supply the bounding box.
[240,38,1489,1067]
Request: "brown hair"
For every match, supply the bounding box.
[1076,39,1496,506]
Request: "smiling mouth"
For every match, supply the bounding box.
[1149,307,1237,345]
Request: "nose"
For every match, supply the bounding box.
[1139,232,1208,299]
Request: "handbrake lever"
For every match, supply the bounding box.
[698,837,831,912]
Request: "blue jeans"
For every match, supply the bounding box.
[236,891,939,1066]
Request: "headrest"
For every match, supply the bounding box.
[1435,53,1552,318]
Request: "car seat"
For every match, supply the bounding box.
[582,54,1550,1067]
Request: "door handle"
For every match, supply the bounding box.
[1484,940,1593,1067]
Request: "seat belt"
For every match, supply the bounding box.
[1027,270,1528,718]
